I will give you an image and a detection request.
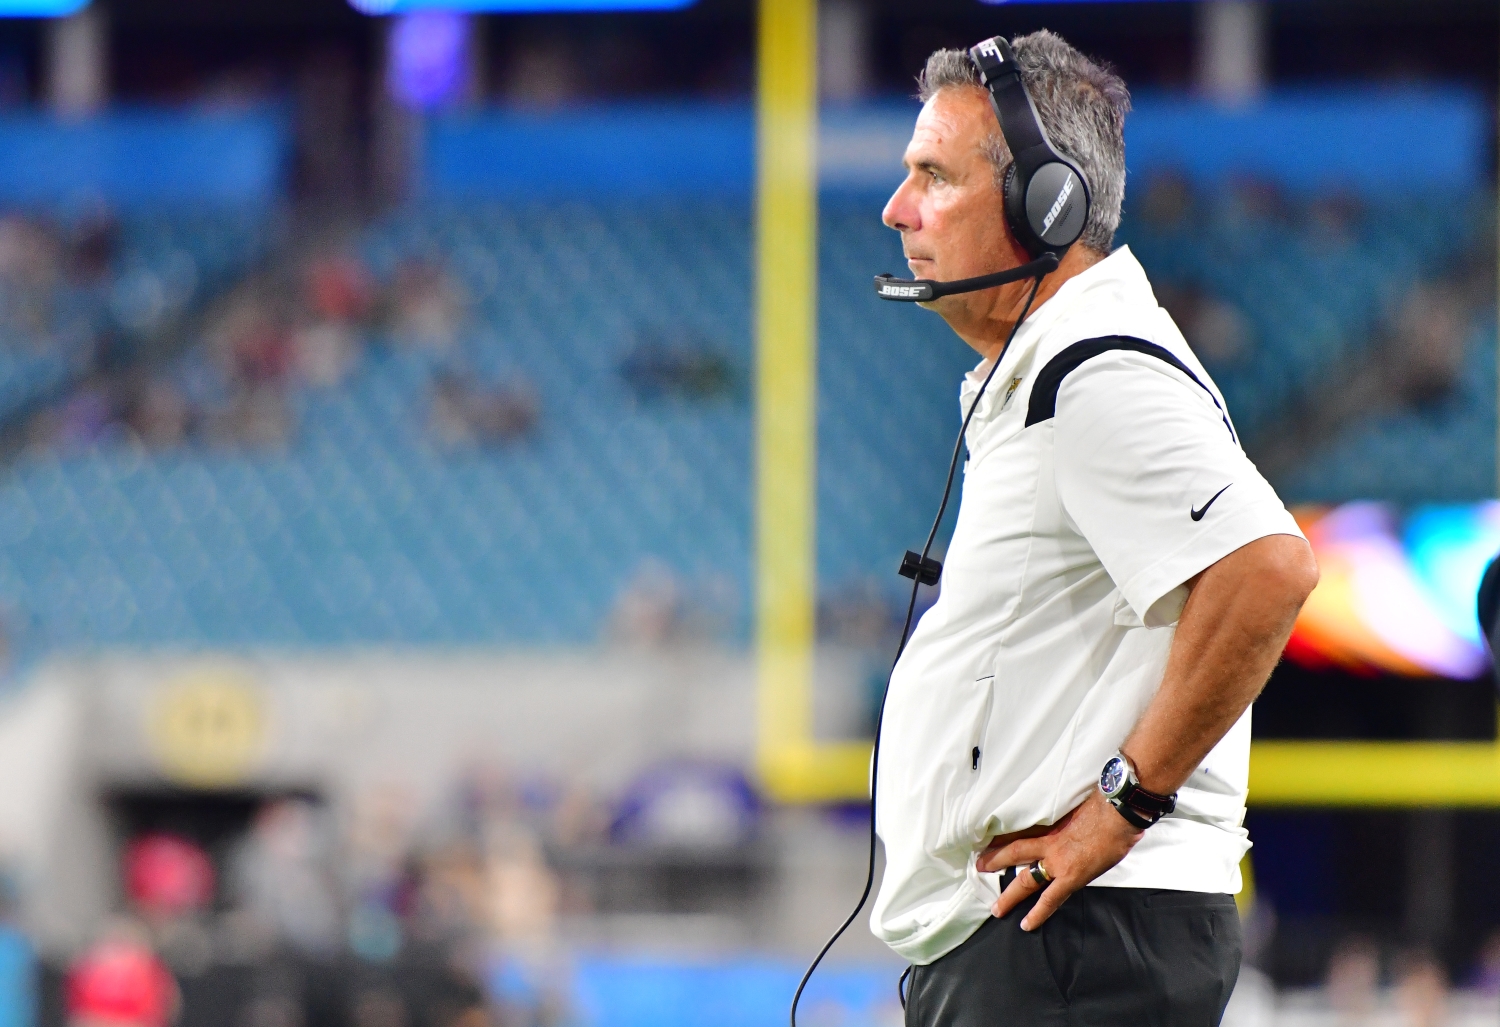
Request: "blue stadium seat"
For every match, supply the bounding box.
[0,191,1489,647]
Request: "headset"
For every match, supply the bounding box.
[873,35,1090,303]
[792,36,1093,1026]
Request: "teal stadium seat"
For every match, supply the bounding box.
[0,193,1490,648]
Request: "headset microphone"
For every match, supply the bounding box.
[874,252,1059,302]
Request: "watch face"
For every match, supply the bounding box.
[1100,757,1126,798]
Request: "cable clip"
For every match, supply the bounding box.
[898,551,942,586]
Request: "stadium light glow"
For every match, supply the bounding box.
[351,0,693,14]
[1287,501,1500,679]
[388,10,469,109]
[0,0,87,15]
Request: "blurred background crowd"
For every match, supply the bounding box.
[0,0,1489,1024]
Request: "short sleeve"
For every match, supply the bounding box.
[1052,351,1304,627]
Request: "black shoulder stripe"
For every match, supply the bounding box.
[1023,335,1237,443]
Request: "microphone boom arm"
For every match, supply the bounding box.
[874,252,1059,301]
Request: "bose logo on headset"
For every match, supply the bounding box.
[1042,173,1075,235]
[879,284,926,298]
[975,38,1003,63]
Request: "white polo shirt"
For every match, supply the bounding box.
[870,246,1303,966]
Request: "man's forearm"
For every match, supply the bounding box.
[1124,533,1319,797]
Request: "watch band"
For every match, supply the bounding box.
[1110,799,1155,831]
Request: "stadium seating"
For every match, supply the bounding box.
[0,207,273,428]
[1278,320,1497,505]
[0,192,1489,648]
[1118,191,1490,439]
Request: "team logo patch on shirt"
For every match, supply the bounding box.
[1001,377,1024,411]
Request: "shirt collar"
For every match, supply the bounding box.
[960,246,1150,418]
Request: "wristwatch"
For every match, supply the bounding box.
[1099,751,1177,830]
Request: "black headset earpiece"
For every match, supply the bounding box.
[970,36,1090,258]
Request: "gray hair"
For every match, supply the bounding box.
[917,31,1130,253]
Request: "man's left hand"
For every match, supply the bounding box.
[975,790,1143,931]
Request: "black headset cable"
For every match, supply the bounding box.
[789,273,1047,1026]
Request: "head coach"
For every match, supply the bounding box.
[869,30,1320,1026]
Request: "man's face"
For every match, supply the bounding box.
[882,86,1023,309]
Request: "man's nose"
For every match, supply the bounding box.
[883,178,919,232]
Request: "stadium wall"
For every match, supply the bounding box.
[0,647,871,952]
[0,108,290,206]
[423,89,1488,199]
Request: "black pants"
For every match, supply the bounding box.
[903,880,1242,1027]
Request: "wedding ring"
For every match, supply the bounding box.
[1028,860,1052,886]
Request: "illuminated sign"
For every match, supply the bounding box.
[0,0,88,14]
[388,10,469,109]
[1288,501,1500,679]
[352,0,692,12]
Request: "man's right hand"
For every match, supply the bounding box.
[975,790,1143,931]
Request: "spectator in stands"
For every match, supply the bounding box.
[680,571,739,642]
[606,561,740,646]
[65,921,179,1027]
[38,377,121,453]
[1307,191,1365,249]
[294,316,358,389]
[388,259,463,352]
[1155,284,1252,368]
[122,834,218,980]
[205,284,291,387]
[67,206,119,284]
[606,560,684,646]
[125,379,191,450]
[306,253,373,325]
[1389,282,1468,406]
[231,314,295,385]
[1134,171,1196,232]
[548,780,610,853]
[1326,935,1380,1027]
[0,214,63,344]
[124,835,215,926]
[336,796,495,1026]
[1393,950,1448,1027]
[619,335,736,402]
[1222,175,1293,227]
[295,252,373,388]
[447,767,574,1026]
[230,800,341,959]
[193,285,300,449]
[1470,928,1500,994]
[0,215,59,290]
[485,830,559,947]
[429,371,539,449]
[204,385,294,452]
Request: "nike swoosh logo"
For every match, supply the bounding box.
[1190,484,1232,521]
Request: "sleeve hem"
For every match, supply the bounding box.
[1120,507,1306,626]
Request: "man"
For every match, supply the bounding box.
[871,31,1319,1026]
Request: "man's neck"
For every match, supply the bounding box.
[947,246,1106,366]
